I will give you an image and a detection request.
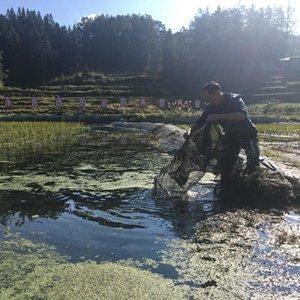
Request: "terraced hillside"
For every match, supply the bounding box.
[0,73,165,115]
[43,72,164,97]
[0,71,299,124]
[246,61,300,103]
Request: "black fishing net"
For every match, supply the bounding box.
[154,124,223,198]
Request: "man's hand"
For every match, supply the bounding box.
[183,132,189,140]
[183,129,191,140]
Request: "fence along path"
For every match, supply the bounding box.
[1,96,202,113]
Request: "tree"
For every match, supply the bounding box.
[0,52,3,86]
[0,6,296,91]
[0,8,78,86]
[77,14,165,73]
[162,5,295,93]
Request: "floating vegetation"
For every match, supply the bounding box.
[0,237,190,299]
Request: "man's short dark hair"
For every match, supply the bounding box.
[202,81,222,94]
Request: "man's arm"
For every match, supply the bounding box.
[189,109,210,135]
[207,97,247,122]
[207,112,245,122]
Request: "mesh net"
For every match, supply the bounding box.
[154,124,223,198]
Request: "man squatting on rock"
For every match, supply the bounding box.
[187,81,260,190]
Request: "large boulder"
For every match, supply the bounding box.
[151,124,186,154]
[215,167,294,207]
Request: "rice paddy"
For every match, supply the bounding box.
[178,123,300,138]
[248,103,300,122]
[0,121,86,161]
[256,123,300,136]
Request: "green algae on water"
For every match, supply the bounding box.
[0,237,190,300]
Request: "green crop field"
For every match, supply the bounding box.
[256,123,300,136]
[0,122,86,161]
[248,103,300,122]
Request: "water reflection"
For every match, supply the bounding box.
[0,185,209,239]
[0,132,157,222]
[0,185,210,264]
[0,189,66,227]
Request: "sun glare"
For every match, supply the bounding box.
[170,0,299,32]
[172,0,200,30]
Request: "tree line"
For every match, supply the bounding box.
[0,6,298,92]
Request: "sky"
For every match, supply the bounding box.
[0,0,299,33]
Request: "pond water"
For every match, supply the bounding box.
[0,127,299,298]
[0,130,211,271]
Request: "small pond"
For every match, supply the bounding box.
[0,126,299,299]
